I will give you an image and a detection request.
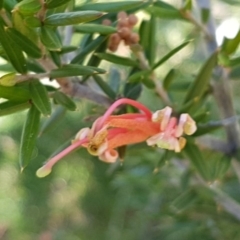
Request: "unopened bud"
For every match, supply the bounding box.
[109,33,121,44]
[118,27,131,39]
[128,14,138,26]
[108,43,119,52]
[129,32,140,44]
[117,11,128,19]
[108,33,121,51]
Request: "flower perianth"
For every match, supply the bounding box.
[36,98,197,177]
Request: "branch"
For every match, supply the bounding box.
[195,0,240,155]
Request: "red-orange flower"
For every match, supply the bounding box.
[36,98,196,177]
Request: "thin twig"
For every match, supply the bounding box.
[130,44,172,106]
[195,0,240,155]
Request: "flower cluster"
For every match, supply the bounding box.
[36,98,197,178]
[103,11,139,52]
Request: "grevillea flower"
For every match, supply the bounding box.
[36,98,197,178]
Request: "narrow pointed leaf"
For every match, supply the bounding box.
[71,35,106,64]
[128,70,152,83]
[44,11,103,26]
[95,53,138,67]
[123,82,142,100]
[0,23,27,73]
[59,46,78,54]
[109,68,121,93]
[93,75,116,99]
[46,0,71,9]
[184,141,210,181]
[163,68,176,90]
[49,51,61,67]
[29,79,51,116]
[3,0,16,12]
[152,40,191,70]
[146,5,185,20]
[6,28,42,58]
[40,26,62,51]
[20,104,41,169]
[12,10,38,43]
[0,85,30,101]
[76,1,144,12]
[171,189,197,212]
[75,24,117,35]
[50,64,106,78]
[53,91,77,111]
[229,56,240,67]
[0,101,31,116]
[221,30,240,55]
[139,20,150,56]
[201,8,210,23]
[184,51,218,103]
[15,0,41,16]
[149,16,157,66]
[0,0,3,9]
[182,0,192,10]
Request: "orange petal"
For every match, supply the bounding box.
[107,130,149,149]
[106,118,160,135]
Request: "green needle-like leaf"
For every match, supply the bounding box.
[19,104,41,170]
[75,24,117,35]
[53,91,77,111]
[46,0,71,9]
[0,101,31,117]
[50,64,106,78]
[184,51,218,103]
[93,75,116,100]
[71,35,106,64]
[29,79,51,116]
[0,85,30,102]
[95,53,138,67]
[152,40,191,70]
[0,23,27,73]
[6,28,42,58]
[44,11,104,26]
[40,26,62,51]
[75,1,144,12]
[184,141,210,181]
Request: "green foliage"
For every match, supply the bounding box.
[1,0,240,239]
